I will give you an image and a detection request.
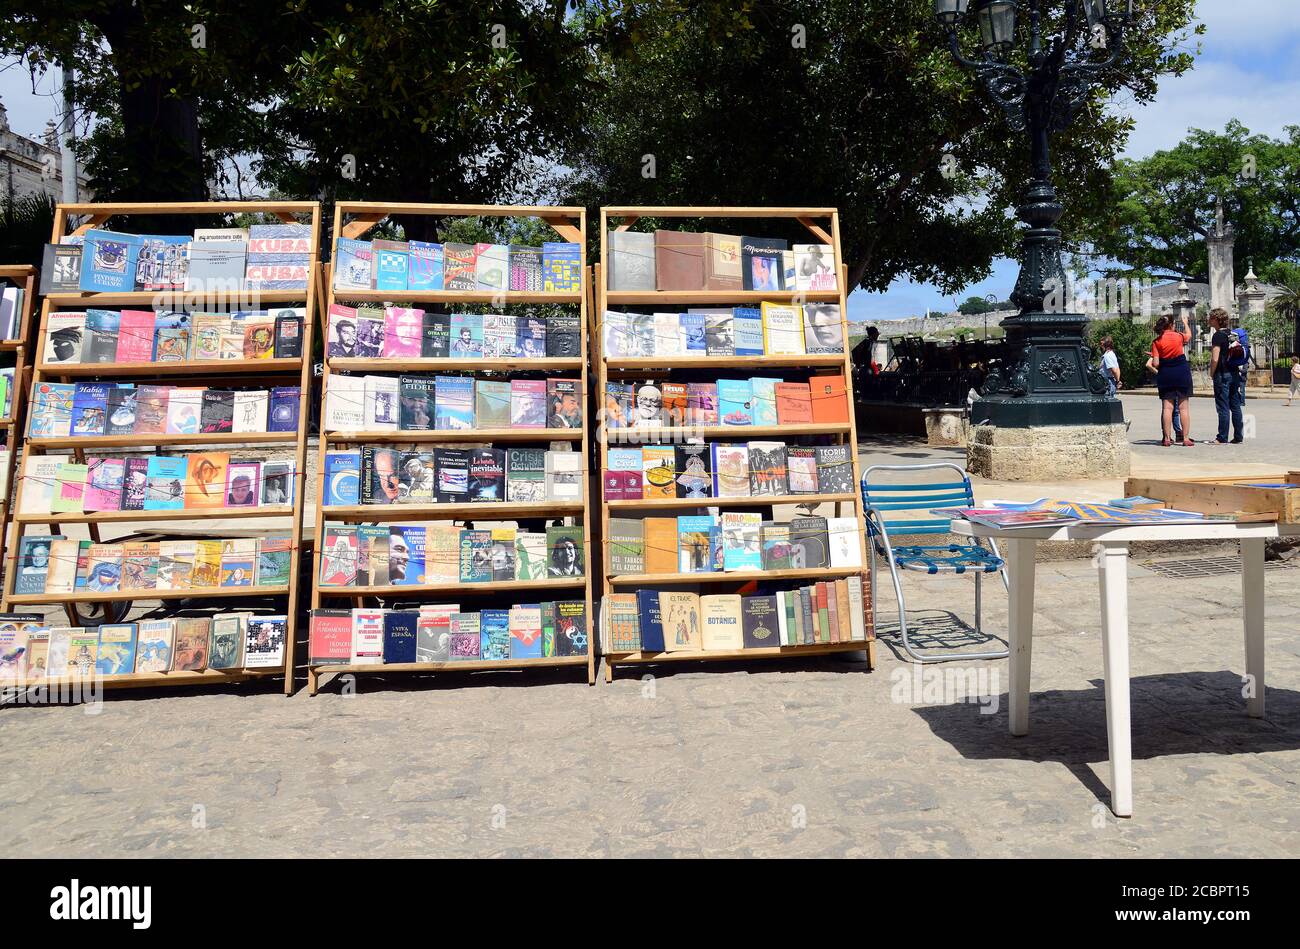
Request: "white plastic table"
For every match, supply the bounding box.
[951,519,1285,817]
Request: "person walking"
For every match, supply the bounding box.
[1208,308,1245,443]
[1286,355,1300,407]
[1148,313,1194,446]
[1098,336,1121,397]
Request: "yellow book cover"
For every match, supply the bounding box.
[184,452,229,509]
[66,631,99,677]
[192,540,223,589]
[700,594,744,650]
[760,301,804,355]
[426,524,460,581]
[643,517,677,575]
[660,591,703,651]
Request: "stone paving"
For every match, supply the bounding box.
[2,555,1297,858]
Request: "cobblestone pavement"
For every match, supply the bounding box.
[2,557,1298,858]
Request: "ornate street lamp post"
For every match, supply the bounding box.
[936,0,1131,429]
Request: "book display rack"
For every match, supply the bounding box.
[595,206,875,680]
[0,264,38,567]
[308,202,594,693]
[0,201,320,693]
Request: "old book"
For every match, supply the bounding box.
[790,516,830,570]
[742,595,781,649]
[705,232,743,290]
[208,614,245,670]
[608,230,656,291]
[135,619,175,672]
[828,516,863,568]
[643,517,677,574]
[659,591,702,652]
[172,617,210,671]
[700,594,744,650]
[740,236,787,291]
[654,230,707,290]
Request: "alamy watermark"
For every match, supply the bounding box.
[889,665,1000,714]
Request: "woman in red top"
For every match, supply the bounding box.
[1148,313,1194,446]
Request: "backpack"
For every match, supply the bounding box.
[1226,327,1250,368]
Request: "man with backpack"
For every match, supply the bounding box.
[1208,308,1248,444]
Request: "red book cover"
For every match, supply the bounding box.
[309,610,353,664]
[810,374,849,424]
[661,382,688,427]
[116,310,157,362]
[619,471,643,498]
[775,382,813,424]
[815,582,830,642]
[603,471,625,501]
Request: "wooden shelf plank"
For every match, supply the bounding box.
[310,656,588,674]
[6,584,290,605]
[607,566,863,586]
[605,290,840,306]
[36,357,304,378]
[44,290,309,306]
[326,357,583,373]
[322,501,583,520]
[28,431,299,449]
[605,492,857,511]
[9,668,280,691]
[606,641,867,664]
[337,202,584,217]
[317,576,585,596]
[604,422,849,441]
[58,201,319,214]
[16,506,296,525]
[606,354,845,371]
[602,206,836,218]
[324,427,583,444]
[331,289,581,305]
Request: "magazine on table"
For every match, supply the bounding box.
[934,499,1211,529]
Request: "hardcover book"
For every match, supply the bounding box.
[720,512,762,572]
[608,230,656,291]
[700,594,744,650]
[474,379,511,429]
[660,592,702,651]
[541,242,581,292]
[790,516,831,569]
[802,303,844,354]
[635,589,666,652]
[742,595,781,648]
[546,378,582,429]
[810,373,849,424]
[382,612,419,664]
[747,441,788,496]
[654,230,706,290]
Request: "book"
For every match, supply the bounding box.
[208,615,245,670]
[603,382,634,429]
[83,457,125,512]
[509,379,547,428]
[508,244,542,291]
[185,451,232,510]
[14,536,57,594]
[388,525,426,585]
[200,389,235,434]
[333,238,372,290]
[740,236,787,291]
[319,527,358,586]
[131,620,173,673]
[546,378,582,430]
[672,443,712,499]
[115,309,156,362]
[608,230,656,290]
[553,601,587,656]
[654,230,706,290]
[349,611,385,664]
[658,592,702,651]
[608,517,645,575]
[827,517,863,568]
[244,616,288,669]
[70,382,110,435]
[261,459,294,507]
[803,303,844,354]
[356,526,389,587]
[790,516,831,569]
[133,385,170,435]
[459,447,502,503]
[711,443,750,497]
[733,307,764,356]
[685,382,717,425]
[434,375,475,430]
[720,512,762,571]
[515,315,547,359]
[186,241,246,293]
[677,515,715,573]
[775,382,813,424]
[164,387,203,435]
[43,311,86,365]
[488,528,517,580]
[220,538,257,587]
[167,616,208,671]
[80,229,142,292]
[381,307,424,358]
[118,457,149,511]
[546,313,580,357]
[39,243,84,294]
[324,374,365,431]
[353,308,385,357]
[794,244,837,291]
[515,531,547,580]
[144,456,187,510]
[471,379,510,430]
[409,241,443,290]
[541,241,581,291]
[604,594,641,652]
[479,610,511,661]
[700,594,744,650]
[605,446,642,501]
[749,377,780,426]
[383,612,419,664]
[761,522,793,570]
[415,606,456,662]
[742,595,781,648]
[19,455,62,515]
[705,232,743,290]
[152,310,191,362]
[433,447,470,504]
[50,462,87,513]
[601,311,632,358]
[506,448,546,502]
[545,450,582,502]
[372,239,410,292]
[443,243,477,290]
[421,311,451,357]
[627,312,655,356]
[761,301,804,354]
[257,537,293,586]
[635,589,666,652]
[324,450,361,506]
[474,243,509,291]
[704,311,735,356]
[810,373,849,423]
[448,613,481,660]
[156,540,195,592]
[747,441,788,496]
[786,446,819,494]
[546,525,584,578]
[716,379,754,426]
[641,444,676,499]
[815,445,854,493]
[364,375,400,431]
[458,529,491,583]
[28,381,74,437]
[426,525,460,581]
[643,517,677,574]
[241,315,276,359]
[507,605,544,659]
[482,312,517,358]
[106,388,138,435]
[846,576,867,642]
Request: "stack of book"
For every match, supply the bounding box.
[19,453,297,515]
[604,441,852,500]
[11,535,293,595]
[308,601,588,664]
[604,375,848,429]
[325,305,579,359]
[333,241,580,293]
[42,309,304,365]
[598,582,866,654]
[0,280,25,340]
[318,523,583,587]
[323,446,579,506]
[324,373,581,433]
[606,230,837,293]
[603,303,843,358]
[607,514,862,575]
[27,382,300,439]
[0,613,288,679]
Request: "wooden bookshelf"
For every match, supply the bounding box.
[0,200,321,695]
[308,201,595,694]
[595,206,875,680]
[0,264,39,576]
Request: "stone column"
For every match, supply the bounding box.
[1238,263,1268,318]
[1208,199,1237,313]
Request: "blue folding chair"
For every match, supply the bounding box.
[861,463,1009,663]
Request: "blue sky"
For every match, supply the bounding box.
[2,1,1297,319]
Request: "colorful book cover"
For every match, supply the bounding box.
[324,450,361,506]
[641,444,676,499]
[244,616,288,668]
[433,448,470,503]
[116,310,157,362]
[761,301,804,355]
[408,241,443,290]
[383,306,424,358]
[144,455,187,510]
[509,379,547,428]
[28,382,74,438]
[468,448,506,502]
[261,459,295,506]
[541,241,580,292]
[372,239,410,292]
[747,441,788,496]
[508,245,543,292]
[721,512,762,571]
[479,609,511,661]
[268,387,301,432]
[83,457,125,512]
[70,382,110,436]
[134,620,174,672]
[733,307,764,355]
[14,536,57,594]
[749,377,780,426]
[448,313,483,357]
[164,388,203,435]
[79,229,142,292]
[508,605,544,659]
[396,450,435,504]
[319,527,358,586]
[309,610,353,665]
[120,457,150,510]
[482,313,517,358]
[434,375,475,431]
[84,544,122,593]
[200,390,235,434]
[135,235,190,290]
[133,385,170,434]
[716,379,754,426]
[333,238,372,290]
[448,612,481,660]
[677,515,716,573]
[152,310,191,362]
[761,522,793,570]
[50,463,87,514]
[389,525,426,585]
[787,446,819,494]
[516,316,547,358]
[220,539,257,587]
[119,542,158,591]
[554,601,588,656]
[711,443,750,497]
[382,611,419,664]
[443,243,477,290]
[458,529,491,583]
[775,382,813,424]
[674,444,712,499]
[208,615,244,670]
[225,460,261,507]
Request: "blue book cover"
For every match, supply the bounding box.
[71,382,111,435]
[390,525,427,585]
[676,515,716,574]
[144,456,188,510]
[95,624,138,675]
[449,313,483,357]
[324,450,361,506]
[749,377,780,426]
[333,238,372,290]
[28,382,75,437]
[480,609,511,661]
[636,589,666,652]
[373,244,409,292]
[408,241,444,290]
[80,229,142,292]
[382,611,419,663]
[680,313,706,352]
[434,375,475,431]
[509,605,544,659]
[135,235,190,290]
[716,379,754,426]
[152,310,192,361]
[83,308,122,362]
[733,307,764,355]
[541,242,581,292]
[268,387,301,432]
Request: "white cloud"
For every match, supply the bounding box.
[1191,0,1300,53]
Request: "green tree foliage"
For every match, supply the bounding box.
[1088,316,1156,389]
[0,192,56,267]
[567,0,1199,293]
[1076,121,1300,282]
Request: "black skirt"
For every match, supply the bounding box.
[1156,352,1193,399]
